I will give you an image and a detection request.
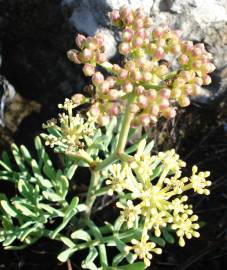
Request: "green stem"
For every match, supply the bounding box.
[66,149,94,166]
[67,228,140,252]
[116,93,136,154]
[95,93,136,171]
[85,170,100,216]
[95,152,118,171]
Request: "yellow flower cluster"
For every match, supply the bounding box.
[42,98,95,154]
[125,235,162,267]
[104,139,211,267]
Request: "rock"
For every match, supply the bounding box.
[0,75,15,127]
[0,42,16,127]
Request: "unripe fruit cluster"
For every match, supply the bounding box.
[67,6,215,127]
[67,33,107,77]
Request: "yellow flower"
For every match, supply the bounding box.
[125,238,162,267]
[169,196,193,216]
[189,165,211,195]
[172,213,200,247]
[116,200,141,228]
[158,149,186,173]
[145,209,172,237]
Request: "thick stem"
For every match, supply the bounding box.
[85,170,100,216]
[95,152,118,171]
[116,93,136,154]
[95,93,136,171]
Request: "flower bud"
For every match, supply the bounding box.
[153,27,164,39]
[82,48,93,61]
[192,47,202,57]
[157,38,166,47]
[98,115,110,126]
[179,95,190,107]
[150,104,159,116]
[138,95,148,108]
[181,41,193,52]
[92,72,104,86]
[156,65,168,76]
[83,64,95,76]
[194,77,203,86]
[154,47,164,60]
[108,89,119,100]
[159,98,170,110]
[108,104,119,115]
[171,44,181,54]
[125,61,136,72]
[203,63,215,73]
[150,115,158,123]
[119,69,128,80]
[95,33,104,47]
[96,52,107,63]
[202,74,212,85]
[75,34,86,49]
[124,13,134,25]
[67,49,81,64]
[133,18,144,29]
[123,82,133,93]
[87,40,97,51]
[138,29,148,39]
[143,71,152,82]
[180,71,193,82]
[109,10,120,23]
[193,60,202,69]
[71,94,84,106]
[119,42,131,55]
[112,64,121,74]
[163,107,176,119]
[147,89,157,100]
[184,84,193,95]
[140,114,150,126]
[172,88,182,98]
[173,78,185,87]
[135,85,144,95]
[135,8,145,19]
[132,37,144,48]
[129,104,140,113]
[160,88,171,98]
[144,17,152,28]
[122,29,134,42]
[89,104,100,116]
[106,76,116,87]
[179,54,189,65]
[99,81,110,94]
[131,70,142,82]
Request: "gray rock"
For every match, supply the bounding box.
[0,75,15,127]
[0,42,15,127]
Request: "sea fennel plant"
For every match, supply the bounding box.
[0,6,214,270]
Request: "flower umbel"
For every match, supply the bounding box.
[104,139,211,266]
[42,97,95,155]
[68,6,215,127]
